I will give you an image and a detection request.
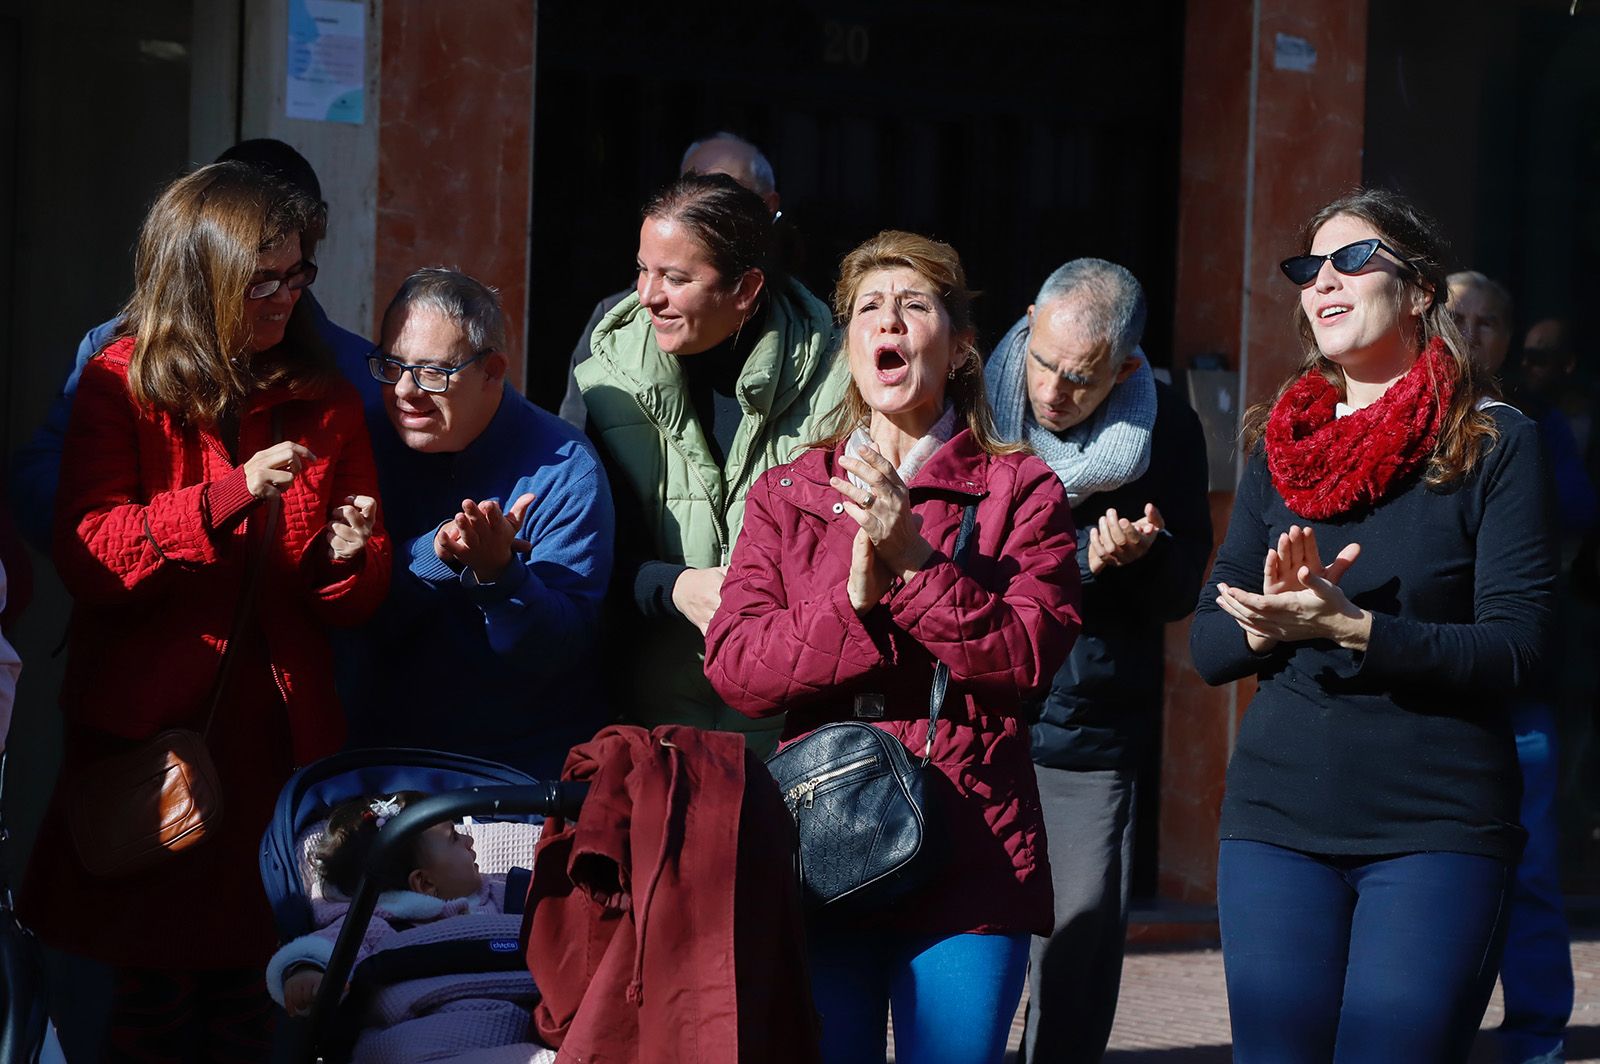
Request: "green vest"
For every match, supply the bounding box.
[577,279,848,757]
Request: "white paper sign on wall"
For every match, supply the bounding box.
[286,0,365,124]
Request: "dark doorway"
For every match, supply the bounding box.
[529,2,1187,388]
[530,0,1187,900]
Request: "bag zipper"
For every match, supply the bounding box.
[785,754,878,809]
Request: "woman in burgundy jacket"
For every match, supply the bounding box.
[20,161,390,1060]
[705,230,1080,1064]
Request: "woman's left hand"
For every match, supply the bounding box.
[327,494,378,561]
[1215,567,1372,651]
[846,527,896,615]
[833,449,933,580]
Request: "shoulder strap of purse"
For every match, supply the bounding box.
[200,406,285,741]
[0,751,18,906]
[921,502,978,766]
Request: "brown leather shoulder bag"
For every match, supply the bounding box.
[67,478,282,879]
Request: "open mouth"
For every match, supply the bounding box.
[1318,305,1351,321]
[874,345,909,383]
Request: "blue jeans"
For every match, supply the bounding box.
[808,928,1029,1064]
[1218,840,1511,1063]
[1499,702,1574,1063]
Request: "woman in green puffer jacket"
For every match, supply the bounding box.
[577,172,848,757]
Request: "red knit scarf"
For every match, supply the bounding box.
[1265,338,1455,520]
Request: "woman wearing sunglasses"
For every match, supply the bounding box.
[1190,188,1553,1061]
[19,161,390,1059]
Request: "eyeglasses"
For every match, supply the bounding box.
[1279,239,1419,286]
[246,262,319,300]
[366,348,492,394]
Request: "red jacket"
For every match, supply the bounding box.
[526,725,817,1063]
[53,337,390,762]
[704,429,1081,937]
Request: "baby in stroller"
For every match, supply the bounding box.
[266,790,550,1063]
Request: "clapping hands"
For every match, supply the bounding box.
[1215,525,1370,653]
[433,493,536,584]
[832,448,931,616]
[1087,502,1166,574]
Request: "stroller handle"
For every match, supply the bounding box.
[293,781,588,1063]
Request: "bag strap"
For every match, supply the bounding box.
[0,750,17,907]
[921,503,978,766]
[200,406,285,741]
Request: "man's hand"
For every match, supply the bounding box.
[283,967,324,1018]
[433,493,535,583]
[673,565,728,635]
[1087,503,1165,574]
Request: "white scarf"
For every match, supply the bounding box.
[844,404,959,490]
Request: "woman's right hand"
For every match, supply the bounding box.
[673,565,728,635]
[243,441,318,499]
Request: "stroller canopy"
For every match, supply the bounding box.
[259,747,540,941]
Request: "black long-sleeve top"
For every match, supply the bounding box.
[1032,380,1215,770]
[1190,404,1554,863]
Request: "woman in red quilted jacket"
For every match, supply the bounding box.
[704,231,1081,1064]
[20,161,390,1061]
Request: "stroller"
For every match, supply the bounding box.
[258,747,586,1064]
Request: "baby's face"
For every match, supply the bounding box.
[413,821,483,899]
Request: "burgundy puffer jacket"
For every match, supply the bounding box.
[704,429,1081,937]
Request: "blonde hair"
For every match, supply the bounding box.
[122,161,333,424]
[809,230,1023,456]
[1243,188,1497,487]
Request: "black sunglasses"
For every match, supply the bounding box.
[1279,239,1419,286]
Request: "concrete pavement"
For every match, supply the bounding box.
[993,932,1600,1062]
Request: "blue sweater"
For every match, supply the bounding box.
[339,384,615,778]
[1190,404,1554,863]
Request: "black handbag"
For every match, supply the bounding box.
[766,504,977,910]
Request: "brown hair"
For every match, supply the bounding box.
[122,161,333,424]
[315,791,428,897]
[809,230,1024,457]
[1242,188,1497,488]
[642,171,773,288]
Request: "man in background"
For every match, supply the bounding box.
[986,258,1213,1063]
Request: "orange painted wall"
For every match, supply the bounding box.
[1159,0,1368,905]
[372,1,535,384]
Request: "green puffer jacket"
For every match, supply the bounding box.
[577,279,848,756]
